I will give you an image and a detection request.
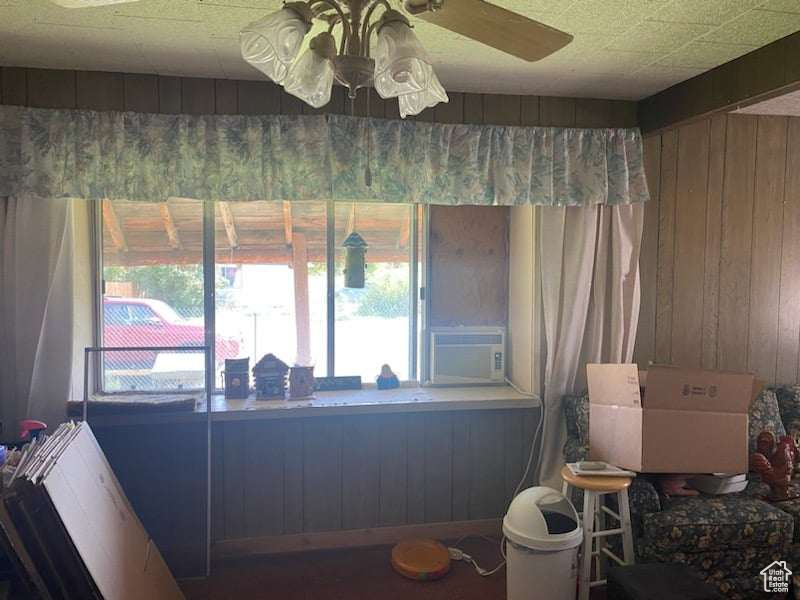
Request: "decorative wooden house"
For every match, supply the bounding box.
[289,365,315,400]
[253,354,289,400]
[224,357,250,399]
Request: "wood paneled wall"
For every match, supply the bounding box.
[92,407,538,573]
[210,409,537,544]
[0,66,638,127]
[635,113,800,385]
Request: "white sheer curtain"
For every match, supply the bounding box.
[537,203,644,489]
[0,197,89,436]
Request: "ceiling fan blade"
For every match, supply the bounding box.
[405,0,573,62]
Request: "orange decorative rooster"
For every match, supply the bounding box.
[750,431,800,501]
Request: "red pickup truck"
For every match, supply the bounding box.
[103,297,240,366]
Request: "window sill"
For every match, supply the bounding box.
[84,385,539,427]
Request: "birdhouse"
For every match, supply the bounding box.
[253,353,289,399]
[342,231,368,289]
[224,357,250,399]
[289,365,315,400]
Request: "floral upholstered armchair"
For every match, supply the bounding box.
[563,387,799,599]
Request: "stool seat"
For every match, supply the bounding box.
[560,465,632,492]
[561,465,636,600]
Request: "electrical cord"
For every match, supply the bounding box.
[447,378,546,577]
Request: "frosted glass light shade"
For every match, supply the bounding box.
[240,8,310,84]
[284,34,336,109]
[374,21,433,99]
[398,74,449,118]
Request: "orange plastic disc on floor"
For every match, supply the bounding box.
[391,539,451,581]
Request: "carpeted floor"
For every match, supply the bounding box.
[180,539,606,600]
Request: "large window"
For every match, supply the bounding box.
[98,199,422,392]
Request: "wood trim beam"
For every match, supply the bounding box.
[292,233,311,365]
[212,518,502,560]
[398,210,410,249]
[102,248,411,266]
[159,203,182,250]
[282,201,293,245]
[639,31,800,133]
[218,202,239,249]
[346,203,356,236]
[102,199,128,252]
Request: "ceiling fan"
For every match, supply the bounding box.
[239,0,573,116]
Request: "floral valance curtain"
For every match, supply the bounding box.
[0,105,649,206]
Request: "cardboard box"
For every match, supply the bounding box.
[586,364,760,474]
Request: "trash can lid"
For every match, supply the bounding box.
[503,487,583,551]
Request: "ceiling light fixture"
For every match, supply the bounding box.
[240,1,448,118]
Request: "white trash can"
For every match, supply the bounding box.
[503,487,583,600]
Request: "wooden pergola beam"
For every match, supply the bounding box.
[219,202,239,249]
[159,203,182,250]
[102,247,410,267]
[282,201,293,246]
[346,203,356,235]
[292,233,311,365]
[398,210,410,249]
[102,199,128,252]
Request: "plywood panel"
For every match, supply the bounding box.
[670,120,710,368]
[342,416,381,529]
[503,411,524,503]
[182,77,215,114]
[210,423,224,543]
[303,419,343,532]
[158,76,182,114]
[575,98,612,128]
[1,67,27,105]
[718,115,757,372]
[747,116,788,382]
[521,96,540,126]
[654,129,678,364]
[76,71,124,111]
[423,413,453,523]
[701,114,727,370]
[27,68,76,108]
[434,92,464,124]
[483,94,521,126]
[123,73,158,113]
[633,135,661,368]
[237,80,280,114]
[378,415,408,526]
[777,119,800,384]
[430,206,509,327]
[463,93,483,124]
[243,420,284,536]
[406,414,426,523]
[282,420,304,534]
[450,412,471,521]
[468,411,505,519]
[214,79,238,114]
[540,96,575,127]
[222,421,246,539]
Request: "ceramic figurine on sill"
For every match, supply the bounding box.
[377,364,399,390]
[750,430,800,501]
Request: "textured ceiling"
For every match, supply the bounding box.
[735,89,800,116]
[1,0,800,100]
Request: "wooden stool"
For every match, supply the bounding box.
[561,465,635,600]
